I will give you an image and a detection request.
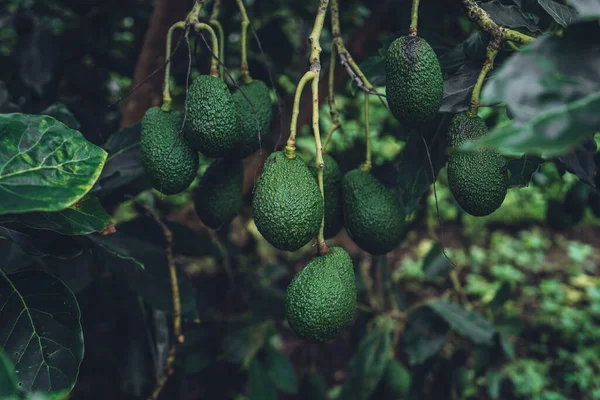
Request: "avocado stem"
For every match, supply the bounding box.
[162,21,187,112]
[285,71,315,159]
[311,76,328,252]
[323,43,341,153]
[236,0,254,84]
[468,35,501,117]
[209,0,225,79]
[193,22,220,77]
[409,0,420,36]
[362,93,372,172]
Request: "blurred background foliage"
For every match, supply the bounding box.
[1,0,599,399]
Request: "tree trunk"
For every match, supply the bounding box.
[120,0,189,128]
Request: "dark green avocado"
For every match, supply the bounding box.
[342,169,405,255]
[252,151,324,251]
[140,107,199,195]
[385,35,444,127]
[194,158,244,230]
[184,75,241,158]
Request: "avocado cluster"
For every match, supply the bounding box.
[285,247,356,342]
[385,35,443,127]
[447,112,508,217]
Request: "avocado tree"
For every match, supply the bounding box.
[0,0,599,399]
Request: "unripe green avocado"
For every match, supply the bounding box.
[184,75,241,158]
[253,151,324,251]
[342,169,405,255]
[230,80,273,159]
[385,35,443,127]
[285,247,356,342]
[193,158,244,230]
[447,113,508,217]
[308,153,344,239]
[140,107,199,195]
[383,359,412,397]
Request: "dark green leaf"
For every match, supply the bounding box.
[506,155,545,188]
[480,0,541,31]
[16,197,111,236]
[222,322,267,365]
[472,24,600,155]
[396,115,451,216]
[441,62,490,113]
[428,300,496,345]
[90,217,198,320]
[537,0,579,26]
[0,113,107,215]
[338,322,393,400]
[0,269,84,393]
[40,103,80,130]
[248,358,277,400]
[487,369,502,399]
[90,123,149,198]
[557,139,598,186]
[0,221,82,259]
[0,348,19,397]
[422,243,452,279]
[265,345,298,394]
[298,371,328,400]
[567,0,600,18]
[404,307,448,365]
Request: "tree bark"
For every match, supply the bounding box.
[120,0,189,128]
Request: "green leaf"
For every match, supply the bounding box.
[0,348,19,397]
[487,368,502,399]
[298,371,328,400]
[40,103,80,130]
[506,155,545,188]
[248,358,277,400]
[0,113,107,215]
[0,221,82,259]
[480,0,540,31]
[265,345,298,394]
[537,0,579,27]
[471,24,600,156]
[404,307,448,365]
[338,322,393,400]
[428,300,496,345]
[422,243,451,280]
[0,269,84,393]
[567,0,600,18]
[15,197,111,235]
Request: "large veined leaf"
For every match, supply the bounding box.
[404,307,448,365]
[247,358,277,400]
[265,345,298,394]
[15,197,111,236]
[428,300,496,345]
[0,269,84,393]
[537,0,579,27]
[506,155,545,188]
[567,0,600,18]
[0,221,82,259]
[480,0,540,31]
[40,103,80,131]
[0,113,107,215]
[467,23,600,156]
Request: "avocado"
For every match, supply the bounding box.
[383,359,412,397]
[194,158,244,230]
[140,107,199,195]
[285,247,356,342]
[588,189,600,218]
[252,151,324,251]
[342,169,405,255]
[231,80,273,159]
[385,35,443,127]
[184,75,241,158]
[308,153,344,239]
[447,112,508,217]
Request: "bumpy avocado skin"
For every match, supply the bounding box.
[194,158,244,230]
[308,153,344,239]
[342,169,405,255]
[252,151,324,251]
[285,247,356,342]
[184,75,241,158]
[140,107,199,195]
[447,113,508,217]
[231,80,273,159]
[385,35,444,127]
